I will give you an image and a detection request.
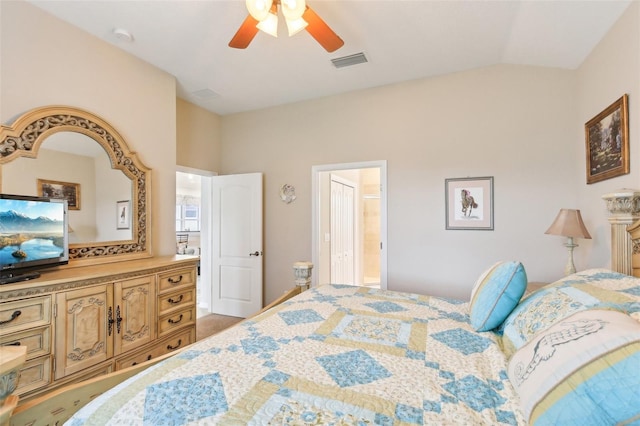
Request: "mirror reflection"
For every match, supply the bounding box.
[2,132,133,244]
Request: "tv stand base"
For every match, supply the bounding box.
[0,271,41,285]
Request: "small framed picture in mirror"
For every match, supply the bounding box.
[117,200,131,230]
[38,179,80,210]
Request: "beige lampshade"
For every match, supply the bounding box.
[545,209,592,239]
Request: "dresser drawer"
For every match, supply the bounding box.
[161,327,195,354]
[0,326,51,360]
[158,268,195,294]
[55,361,115,390]
[158,288,195,317]
[158,307,195,337]
[115,349,154,370]
[15,355,51,396]
[0,296,51,334]
[115,327,195,370]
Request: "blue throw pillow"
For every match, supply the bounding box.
[469,261,527,331]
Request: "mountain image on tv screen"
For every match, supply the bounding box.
[0,200,65,265]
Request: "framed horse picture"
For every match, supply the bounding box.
[445,176,494,230]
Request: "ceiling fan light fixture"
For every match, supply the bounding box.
[285,17,308,36]
[281,0,306,20]
[246,0,273,21]
[231,0,343,52]
[256,12,278,37]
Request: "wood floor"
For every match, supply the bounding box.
[196,313,244,341]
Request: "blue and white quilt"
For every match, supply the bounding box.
[67,284,525,425]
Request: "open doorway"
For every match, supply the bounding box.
[176,169,212,317]
[312,161,387,290]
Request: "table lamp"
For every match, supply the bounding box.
[545,209,592,275]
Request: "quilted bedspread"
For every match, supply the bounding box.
[67,284,525,425]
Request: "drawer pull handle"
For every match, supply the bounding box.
[168,295,183,304]
[116,306,123,334]
[108,307,114,336]
[5,342,21,346]
[0,310,21,325]
[131,355,152,366]
[167,339,182,350]
[168,275,183,284]
[168,314,183,324]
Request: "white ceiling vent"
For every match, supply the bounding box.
[331,52,368,69]
[191,88,220,99]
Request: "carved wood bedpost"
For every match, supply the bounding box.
[602,189,640,276]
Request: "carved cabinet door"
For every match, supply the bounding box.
[113,276,156,355]
[55,285,114,379]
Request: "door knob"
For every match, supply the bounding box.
[249,251,262,256]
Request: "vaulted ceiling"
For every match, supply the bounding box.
[29,0,632,116]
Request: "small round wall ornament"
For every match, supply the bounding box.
[279,184,297,204]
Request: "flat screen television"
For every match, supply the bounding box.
[0,193,69,285]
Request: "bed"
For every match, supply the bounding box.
[69,282,522,425]
[10,261,640,426]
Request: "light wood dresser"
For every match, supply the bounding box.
[0,255,198,405]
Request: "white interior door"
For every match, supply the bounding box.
[331,175,355,284]
[211,173,263,317]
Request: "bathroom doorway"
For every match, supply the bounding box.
[312,161,387,290]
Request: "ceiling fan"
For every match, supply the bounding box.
[229,0,344,53]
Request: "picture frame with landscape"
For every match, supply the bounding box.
[585,94,629,184]
[37,179,80,210]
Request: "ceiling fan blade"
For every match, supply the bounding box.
[302,6,344,53]
[229,15,260,49]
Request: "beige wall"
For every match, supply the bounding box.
[176,99,221,172]
[575,1,640,267]
[221,64,578,300]
[0,1,178,257]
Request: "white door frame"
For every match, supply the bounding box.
[312,160,387,290]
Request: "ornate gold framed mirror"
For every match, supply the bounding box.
[0,105,152,266]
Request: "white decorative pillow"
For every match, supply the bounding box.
[500,280,637,356]
[508,309,640,425]
[469,261,527,331]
